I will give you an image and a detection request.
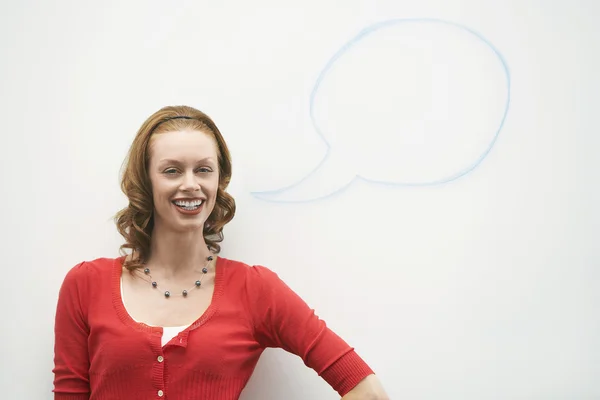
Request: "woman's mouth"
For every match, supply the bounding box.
[172,199,204,215]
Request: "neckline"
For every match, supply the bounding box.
[119,275,198,329]
[112,255,226,334]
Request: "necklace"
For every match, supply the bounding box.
[142,255,214,298]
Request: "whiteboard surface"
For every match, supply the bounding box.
[0,0,598,398]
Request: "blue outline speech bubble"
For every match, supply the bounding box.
[251,18,511,203]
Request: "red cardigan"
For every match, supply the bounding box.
[53,256,374,399]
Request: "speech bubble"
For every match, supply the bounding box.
[251,18,510,203]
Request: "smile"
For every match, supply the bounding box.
[172,199,203,210]
[171,199,204,215]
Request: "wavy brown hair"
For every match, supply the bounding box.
[113,105,236,271]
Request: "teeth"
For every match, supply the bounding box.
[174,199,203,207]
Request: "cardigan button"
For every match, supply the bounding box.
[157,356,164,363]
[158,389,164,397]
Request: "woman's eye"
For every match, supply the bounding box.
[163,167,211,175]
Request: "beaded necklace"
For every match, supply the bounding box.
[142,255,213,298]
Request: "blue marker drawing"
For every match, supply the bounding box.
[251,18,511,203]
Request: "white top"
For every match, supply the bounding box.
[161,326,188,347]
[120,276,190,346]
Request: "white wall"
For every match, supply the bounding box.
[1,0,599,398]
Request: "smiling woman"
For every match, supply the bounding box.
[51,105,388,400]
[149,131,220,230]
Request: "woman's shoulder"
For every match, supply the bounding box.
[219,256,290,298]
[219,256,279,282]
[61,255,121,284]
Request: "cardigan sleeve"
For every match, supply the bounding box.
[52,262,91,400]
[247,265,374,397]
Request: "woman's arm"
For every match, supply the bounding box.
[341,374,389,400]
[53,262,91,400]
[247,265,386,398]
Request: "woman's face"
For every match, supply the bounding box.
[147,129,220,233]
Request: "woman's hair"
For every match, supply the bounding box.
[114,105,236,271]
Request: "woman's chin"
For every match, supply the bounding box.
[154,208,210,234]
[155,216,206,234]
[175,220,205,233]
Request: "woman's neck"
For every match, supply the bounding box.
[147,227,213,278]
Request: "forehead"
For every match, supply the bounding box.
[148,129,218,163]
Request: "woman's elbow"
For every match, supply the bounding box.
[342,374,389,400]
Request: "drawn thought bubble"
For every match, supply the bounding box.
[252,19,510,203]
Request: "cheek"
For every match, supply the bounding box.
[206,176,220,196]
[151,179,174,204]
[206,180,220,208]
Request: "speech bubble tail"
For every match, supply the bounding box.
[250,150,357,203]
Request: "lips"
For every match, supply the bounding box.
[171,199,204,215]
[172,199,203,208]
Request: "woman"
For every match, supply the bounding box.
[52,105,388,399]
